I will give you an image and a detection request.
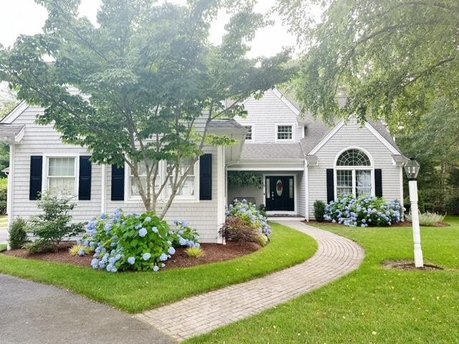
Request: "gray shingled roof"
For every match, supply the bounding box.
[0,124,24,142]
[240,143,304,160]
[208,120,246,131]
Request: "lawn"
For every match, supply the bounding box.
[189,217,459,344]
[0,223,317,313]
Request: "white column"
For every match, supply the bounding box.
[217,146,225,244]
[409,180,424,268]
[305,160,309,222]
[101,164,106,215]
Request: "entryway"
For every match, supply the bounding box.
[265,176,295,212]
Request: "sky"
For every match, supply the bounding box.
[0,0,297,58]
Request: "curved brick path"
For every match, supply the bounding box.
[136,221,365,342]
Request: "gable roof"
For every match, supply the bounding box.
[240,143,304,160]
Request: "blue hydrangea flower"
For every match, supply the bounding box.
[152,226,158,233]
[143,252,152,261]
[159,253,168,262]
[127,257,136,265]
[153,265,159,272]
[168,247,176,255]
[139,227,148,237]
[144,216,152,223]
[100,213,107,220]
[91,258,99,269]
[78,249,85,256]
[105,223,112,232]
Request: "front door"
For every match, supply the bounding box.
[265,176,295,211]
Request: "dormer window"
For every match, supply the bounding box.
[276,125,293,141]
[244,125,253,141]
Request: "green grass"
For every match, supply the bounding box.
[0,244,6,252]
[0,223,316,313]
[189,218,459,344]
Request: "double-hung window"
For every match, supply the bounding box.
[277,125,293,141]
[244,125,253,141]
[167,159,197,199]
[47,157,76,196]
[335,149,373,198]
[129,162,161,199]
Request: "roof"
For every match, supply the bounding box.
[240,143,304,160]
[0,124,25,143]
[208,120,245,131]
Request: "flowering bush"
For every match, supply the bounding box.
[223,199,272,245]
[83,210,176,272]
[170,220,200,248]
[324,195,402,227]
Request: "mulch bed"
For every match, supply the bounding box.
[3,241,261,270]
[383,261,444,271]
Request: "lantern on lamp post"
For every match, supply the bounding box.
[404,158,423,268]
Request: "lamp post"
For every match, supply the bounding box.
[404,158,423,268]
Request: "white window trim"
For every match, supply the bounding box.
[42,154,79,198]
[244,124,254,142]
[124,160,200,203]
[275,123,295,142]
[333,147,375,200]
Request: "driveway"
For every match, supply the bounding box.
[0,275,174,344]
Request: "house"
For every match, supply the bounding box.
[0,89,406,243]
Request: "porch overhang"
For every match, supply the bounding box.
[0,125,25,144]
[227,159,305,171]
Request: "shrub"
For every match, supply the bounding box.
[405,212,445,226]
[27,193,84,253]
[226,199,272,239]
[83,210,177,272]
[313,200,326,222]
[69,244,92,256]
[185,247,205,258]
[445,195,459,215]
[8,217,28,249]
[324,195,402,227]
[0,178,7,215]
[170,220,200,248]
[222,217,261,243]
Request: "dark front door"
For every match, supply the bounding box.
[265,176,295,211]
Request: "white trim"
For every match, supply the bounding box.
[305,160,309,221]
[7,144,14,226]
[334,146,375,167]
[1,101,29,124]
[14,127,25,143]
[42,154,79,197]
[272,88,301,116]
[217,146,225,243]
[228,161,304,171]
[364,122,400,154]
[242,124,254,142]
[399,166,404,218]
[263,173,297,214]
[309,121,345,155]
[101,164,106,214]
[275,123,295,142]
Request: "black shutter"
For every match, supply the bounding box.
[375,169,383,198]
[199,154,212,200]
[111,165,125,201]
[78,156,92,200]
[326,169,334,203]
[29,156,43,200]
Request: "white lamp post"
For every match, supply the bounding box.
[404,158,423,268]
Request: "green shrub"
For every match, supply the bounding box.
[226,199,272,239]
[313,200,326,222]
[0,178,7,215]
[27,193,84,253]
[170,220,200,248]
[185,247,205,258]
[445,195,459,215]
[8,217,28,249]
[405,212,445,226]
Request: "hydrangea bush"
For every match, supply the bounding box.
[324,195,402,227]
[224,199,272,245]
[170,220,200,248]
[83,210,178,272]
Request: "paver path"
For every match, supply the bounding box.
[0,274,174,344]
[137,221,365,342]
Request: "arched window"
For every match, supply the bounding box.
[335,149,373,198]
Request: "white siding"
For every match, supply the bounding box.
[307,120,403,219]
[297,170,306,217]
[10,108,222,243]
[236,90,303,144]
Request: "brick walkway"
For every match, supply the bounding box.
[136,221,365,342]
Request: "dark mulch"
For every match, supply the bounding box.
[3,241,261,270]
[384,261,444,271]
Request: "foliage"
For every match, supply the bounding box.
[277,0,459,130]
[324,195,402,227]
[170,220,200,249]
[185,247,205,259]
[8,217,28,250]
[446,195,459,215]
[27,193,83,253]
[224,199,272,244]
[84,210,177,273]
[0,0,293,217]
[313,200,326,222]
[0,100,18,178]
[0,178,7,215]
[227,171,263,189]
[69,244,92,257]
[405,212,446,227]
[0,223,316,313]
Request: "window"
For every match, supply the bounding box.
[277,125,293,140]
[335,149,372,198]
[47,157,76,196]
[244,126,253,141]
[167,159,197,199]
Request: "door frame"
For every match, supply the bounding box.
[263,173,297,215]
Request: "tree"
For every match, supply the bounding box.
[0,0,293,217]
[0,100,18,177]
[277,0,459,131]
